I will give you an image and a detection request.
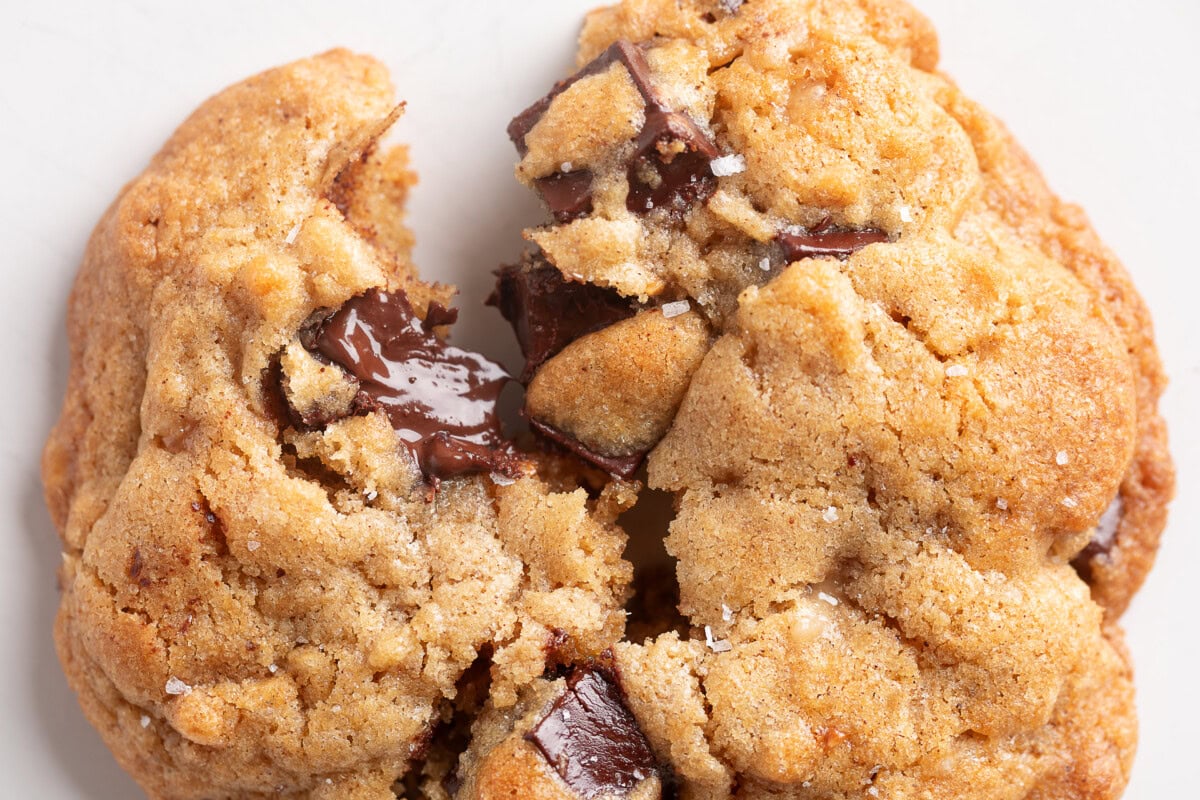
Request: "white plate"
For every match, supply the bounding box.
[1,1,1195,796]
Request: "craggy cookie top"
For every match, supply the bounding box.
[496,0,1173,797]
[42,51,637,799]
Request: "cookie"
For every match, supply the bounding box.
[495,0,1172,797]
[42,50,639,798]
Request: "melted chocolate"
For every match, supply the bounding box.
[527,667,657,798]
[489,258,637,382]
[509,40,718,219]
[777,221,891,263]
[535,170,596,222]
[307,289,519,484]
[528,418,646,481]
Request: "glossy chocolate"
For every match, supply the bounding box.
[308,289,519,484]
[489,258,637,382]
[777,221,891,262]
[535,170,596,222]
[527,667,657,798]
[1072,496,1124,584]
[528,418,646,481]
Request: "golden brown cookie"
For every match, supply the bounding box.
[43,50,637,798]
[493,1,1174,797]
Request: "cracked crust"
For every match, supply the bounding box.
[506,1,1172,797]
[42,50,635,798]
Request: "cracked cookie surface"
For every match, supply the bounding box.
[496,1,1173,798]
[43,50,636,799]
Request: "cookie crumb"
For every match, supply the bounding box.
[140,715,151,729]
[823,506,839,523]
[945,365,969,378]
[164,677,191,696]
[662,300,691,319]
[710,153,747,177]
[1056,450,1069,466]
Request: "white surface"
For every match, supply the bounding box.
[1,1,1196,796]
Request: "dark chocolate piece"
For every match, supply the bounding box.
[777,220,891,263]
[1072,496,1124,584]
[307,288,519,484]
[527,667,657,798]
[535,170,596,222]
[529,418,646,481]
[509,39,719,218]
[488,258,637,382]
[626,106,719,215]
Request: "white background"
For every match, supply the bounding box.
[1,1,1196,796]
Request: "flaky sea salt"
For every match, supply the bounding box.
[165,677,191,696]
[1056,450,1070,466]
[662,300,691,319]
[704,625,733,653]
[246,540,261,552]
[561,161,573,173]
[722,604,734,622]
[490,472,516,487]
[285,222,302,245]
[759,257,771,272]
[899,205,913,223]
[140,715,151,729]
[1062,497,1079,509]
[823,506,839,523]
[268,664,279,674]
[946,365,969,378]
[709,153,747,177]
[818,592,840,607]
[996,498,1009,511]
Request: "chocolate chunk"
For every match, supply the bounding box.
[527,666,657,798]
[529,418,646,481]
[509,39,718,217]
[306,288,520,485]
[626,107,719,215]
[489,258,637,382]
[535,170,596,222]
[1072,496,1124,584]
[777,220,891,262]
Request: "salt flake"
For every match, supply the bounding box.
[996,498,1008,511]
[722,604,734,623]
[899,205,913,223]
[1056,450,1069,466]
[818,592,840,607]
[140,715,151,729]
[704,625,733,653]
[165,677,191,696]
[709,153,747,177]
[285,222,302,245]
[662,300,691,319]
[246,540,261,552]
[1062,497,1079,509]
[490,472,516,487]
[561,161,573,172]
[759,257,771,272]
[946,365,969,378]
[822,506,839,523]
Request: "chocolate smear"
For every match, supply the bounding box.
[527,666,657,798]
[535,170,596,222]
[509,40,719,218]
[777,220,891,263]
[306,288,520,485]
[489,258,637,382]
[528,418,646,481]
